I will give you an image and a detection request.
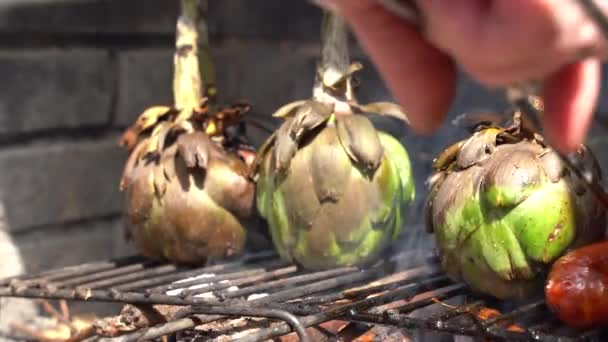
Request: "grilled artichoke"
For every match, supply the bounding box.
[425,109,606,299]
[252,12,415,269]
[119,0,256,264]
[120,103,255,264]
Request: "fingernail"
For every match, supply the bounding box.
[309,0,340,12]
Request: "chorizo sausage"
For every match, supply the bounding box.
[545,241,608,328]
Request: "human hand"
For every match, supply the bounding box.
[327,0,608,152]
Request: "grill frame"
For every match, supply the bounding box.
[0,249,605,342]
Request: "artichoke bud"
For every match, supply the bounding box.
[254,98,415,269]
[120,102,257,264]
[252,10,416,270]
[253,60,415,270]
[425,110,606,299]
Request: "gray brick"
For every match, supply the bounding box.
[114,49,174,127]
[115,41,319,126]
[0,0,177,34]
[208,0,322,41]
[0,225,37,335]
[0,49,112,135]
[14,219,134,274]
[0,0,323,38]
[0,137,127,231]
[213,40,318,116]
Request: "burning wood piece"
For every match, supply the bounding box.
[92,304,182,338]
[354,325,412,342]
[9,300,96,342]
[277,320,354,342]
[431,298,525,333]
[276,327,330,342]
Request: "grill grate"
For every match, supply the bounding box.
[0,249,605,342]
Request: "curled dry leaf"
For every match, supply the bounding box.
[272,100,309,118]
[119,106,174,150]
[354,101,409,124]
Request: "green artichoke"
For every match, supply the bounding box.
[425,109,606,299]
[252,12,415,270]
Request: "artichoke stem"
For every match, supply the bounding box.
[313,10,354,106]
[174,0,204,115]
[198,0,218,104]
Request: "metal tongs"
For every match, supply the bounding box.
[312,0,608,208]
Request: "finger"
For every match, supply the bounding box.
[542,59,600,152]
[460,49,569,87]
[417,0,607,85]
[417,0,559,63]
[333,0,456,134]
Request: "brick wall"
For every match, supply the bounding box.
[1,0,608,333]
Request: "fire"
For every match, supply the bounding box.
[10,300,97,342]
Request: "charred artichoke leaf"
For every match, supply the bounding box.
[255,150,273,222]
[508,110,540,135]
[272,100,308,118]
[481,144,542,209]
[119,129,139,151]
[322,62,363,90]
[423,172,446,233]
[153,159,168,198]
[354,101,409,125]
[336,114,384,175]
[279,147,323,232]
[289,101,333,141]
[249,130,278,180]
[160,145,177,182]
[433,140,465,171]
[456,127,500,169]
[569,145,603,193]
[120,137,150,191]
[155,124,174,155]
[176,131,211,169]
[273,117,298,173]
[537,149,565,183]
[204,155,256,219]
[310,126,352,202]
[145,122,171,156]
[120,106,174,149]
[137,106,173,132]
[152,145,179,198]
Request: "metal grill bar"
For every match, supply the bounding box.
[53,262,163,289]
[4,256,147,288]
[115,250,277,293]
[231,275,451,342]
[218,266,357,299]
[0,249,605,342]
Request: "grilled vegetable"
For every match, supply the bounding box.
[546,240,608,328]
[425,107,606,299]
[119,0,256,264]
[251,11,415,269]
